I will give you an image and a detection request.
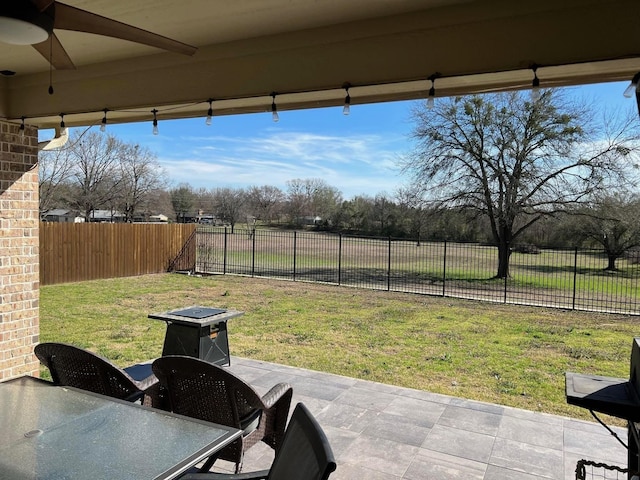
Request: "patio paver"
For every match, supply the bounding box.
[212,356,628,480]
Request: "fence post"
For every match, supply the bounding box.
[293,231,297,281]
[572,246,578,310]
[442,241,447,297]
[504,258,508,304]
[338,233,342,286]
[387,236,392,291]
[251,228,256,277]
[503,243,508,304]
[223,227,228,274]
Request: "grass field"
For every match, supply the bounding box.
[40,272,640,424]
[196,228,640,314]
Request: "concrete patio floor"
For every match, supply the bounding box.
[213,356,628,480]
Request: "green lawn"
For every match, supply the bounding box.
[40,272,639,423]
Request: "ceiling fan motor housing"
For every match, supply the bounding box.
[0,1,54,45]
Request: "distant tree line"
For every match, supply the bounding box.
[39,90,640,274]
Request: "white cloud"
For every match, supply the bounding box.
[157,130,408,198]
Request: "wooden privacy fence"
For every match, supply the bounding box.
[40,223,196,285]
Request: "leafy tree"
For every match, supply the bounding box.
[170,183,195,223]
[335,196,375,233]
[401,91,640,278]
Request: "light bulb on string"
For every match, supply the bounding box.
[624,73,640,98]
[59,113,65,129]
[19,117,25,139]
[152,109,159,135]
[206,99,213,126]
[427,82,435,109]
[426,73,440,109]
[531,65,541,102]
[271,93,279,122]
[343,84,351,115]
[100,109,108,132]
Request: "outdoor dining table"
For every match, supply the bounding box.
[0,376,242,480]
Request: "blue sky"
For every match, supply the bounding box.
[46,80,636,200]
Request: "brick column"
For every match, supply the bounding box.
[0,120,39,381]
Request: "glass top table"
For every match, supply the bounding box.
[0,376,241,480]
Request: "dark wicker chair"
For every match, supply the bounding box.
[152,355,293,473]
[34,342,159,405]
[180,403,336,480]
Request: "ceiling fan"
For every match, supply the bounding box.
[0,0,197,70]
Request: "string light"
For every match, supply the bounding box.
[342,83,351,115]
[427,73,440,109]
[427,79,435,109]
[205,99,213,126]
[271,93,279,122]
[59,113,65,129]
[531,65,541,102]
[152,109,159,135]
[100,109,108,132]
[19,117,25,138]
[623,73,640,98]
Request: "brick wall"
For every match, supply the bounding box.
[0,119,40,381]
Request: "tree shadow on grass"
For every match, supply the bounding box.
[517,264,640,279]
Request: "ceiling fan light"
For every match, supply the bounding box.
[0,16,49,45]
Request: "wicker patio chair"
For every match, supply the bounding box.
[180,402,336,480]
[152,355,293,474]
[34,342,160,405]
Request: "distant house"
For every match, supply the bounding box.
[198,214,221,225]
[131,213,169,223]
[88,210,125,223]
[149,214,169,223]
[297,215,322,226]
[41,209,84,223]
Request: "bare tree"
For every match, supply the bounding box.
[212,187,246,233]
[395,186,430,243]
[401,90,640,278]
[116,144,166,222]
[65,131,124,220]
[285,178,342,225]
[573,193,640,270]
[38,147,74,217]
[246,185,285,223]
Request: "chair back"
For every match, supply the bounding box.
[267,403,336,480]
[34,342,143,401]
[152,355,263,429]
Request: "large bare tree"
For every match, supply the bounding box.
[66,131,124,220]
[115,144,166,222]
[246,185,285,224]
[211,187,246,233]
[401,90,640,278]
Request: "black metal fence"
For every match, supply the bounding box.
[196,227,640,315]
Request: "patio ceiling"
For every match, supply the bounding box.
[2,0,640,129]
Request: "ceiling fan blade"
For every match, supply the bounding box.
[53,3,197,56]
[31,0,55,12]
[32,33,76,70]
